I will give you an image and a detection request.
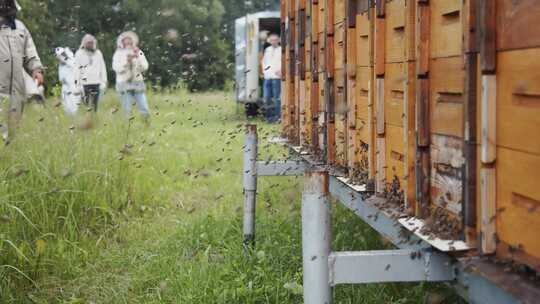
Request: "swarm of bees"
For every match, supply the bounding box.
[420,206,462,241]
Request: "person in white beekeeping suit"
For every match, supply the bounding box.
[112,31,150,121]
[261,33,282,123]
[0,0,44,143]
[74,34,107,113]
[55,47,81,115]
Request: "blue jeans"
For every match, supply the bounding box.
[120,91,150,119]
[263,79,281,123]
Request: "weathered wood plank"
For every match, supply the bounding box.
[334,0,346,25]
[326,35,335,78]
[463,52,478,245]
[346,0,357,28]
[374,17,385,76]
[347,78,356,128]
[334,22,347,70]
[404,62,416,212]
[311,80,320,150]
[480,166,497,254]
[416,78,430,147]
[318,0,326,34]
[346,27,357,79]
[376,136,386,192]
[479,0,497,73]
[368,79,376,179]
[312,1,319,41]
[299,79,307,144]
[326,0,335,35]
[376,0,385,18]
[326,76,336,163]
[376,78,385,135]
[497,0,540,51]
[463,0,477,53]
[481,74,496,164]
[405,0,416,62]
[416,0,430,77]
[416,148,430,218]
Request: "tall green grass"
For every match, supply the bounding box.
[0,91,460,303]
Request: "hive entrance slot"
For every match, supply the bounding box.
[391,89,404,99]
[441,9,460,24]
[436,92,463,104]
[393,25,405,32]
[511,192,540,213]
[513,92,540,107]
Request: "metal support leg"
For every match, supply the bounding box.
[302,170,332,304]
[243,124,258,245]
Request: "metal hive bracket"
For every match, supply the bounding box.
[242,125,533,304]
[328,249,456,286]
[256,160,308,176]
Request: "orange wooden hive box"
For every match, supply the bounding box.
[280,0,540,273]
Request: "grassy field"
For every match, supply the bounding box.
[0,91,460,303]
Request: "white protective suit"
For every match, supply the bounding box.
[74,34,107,90]
[0,0,43,141]
[55,47,81,115]
[112,31,149,93]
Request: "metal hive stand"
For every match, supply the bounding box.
[241,125,538,304]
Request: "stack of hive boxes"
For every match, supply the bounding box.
[280,0,540,273]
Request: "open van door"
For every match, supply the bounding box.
[235,17,247,104]
[235,12,280,117]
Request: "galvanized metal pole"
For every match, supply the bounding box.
[243,124,258,245]
[302,170,332,304]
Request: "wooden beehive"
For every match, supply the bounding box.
[296,0,307,146]
[476,0,540,272]
[415,0,474,242]
[282,0,298,144]
[354,1,375,184]
[372,0,416,214]
[325,0,337,165]
[345,1,357,175]
[280,0,540,272]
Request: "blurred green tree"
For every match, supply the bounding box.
[15,0,278,92]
